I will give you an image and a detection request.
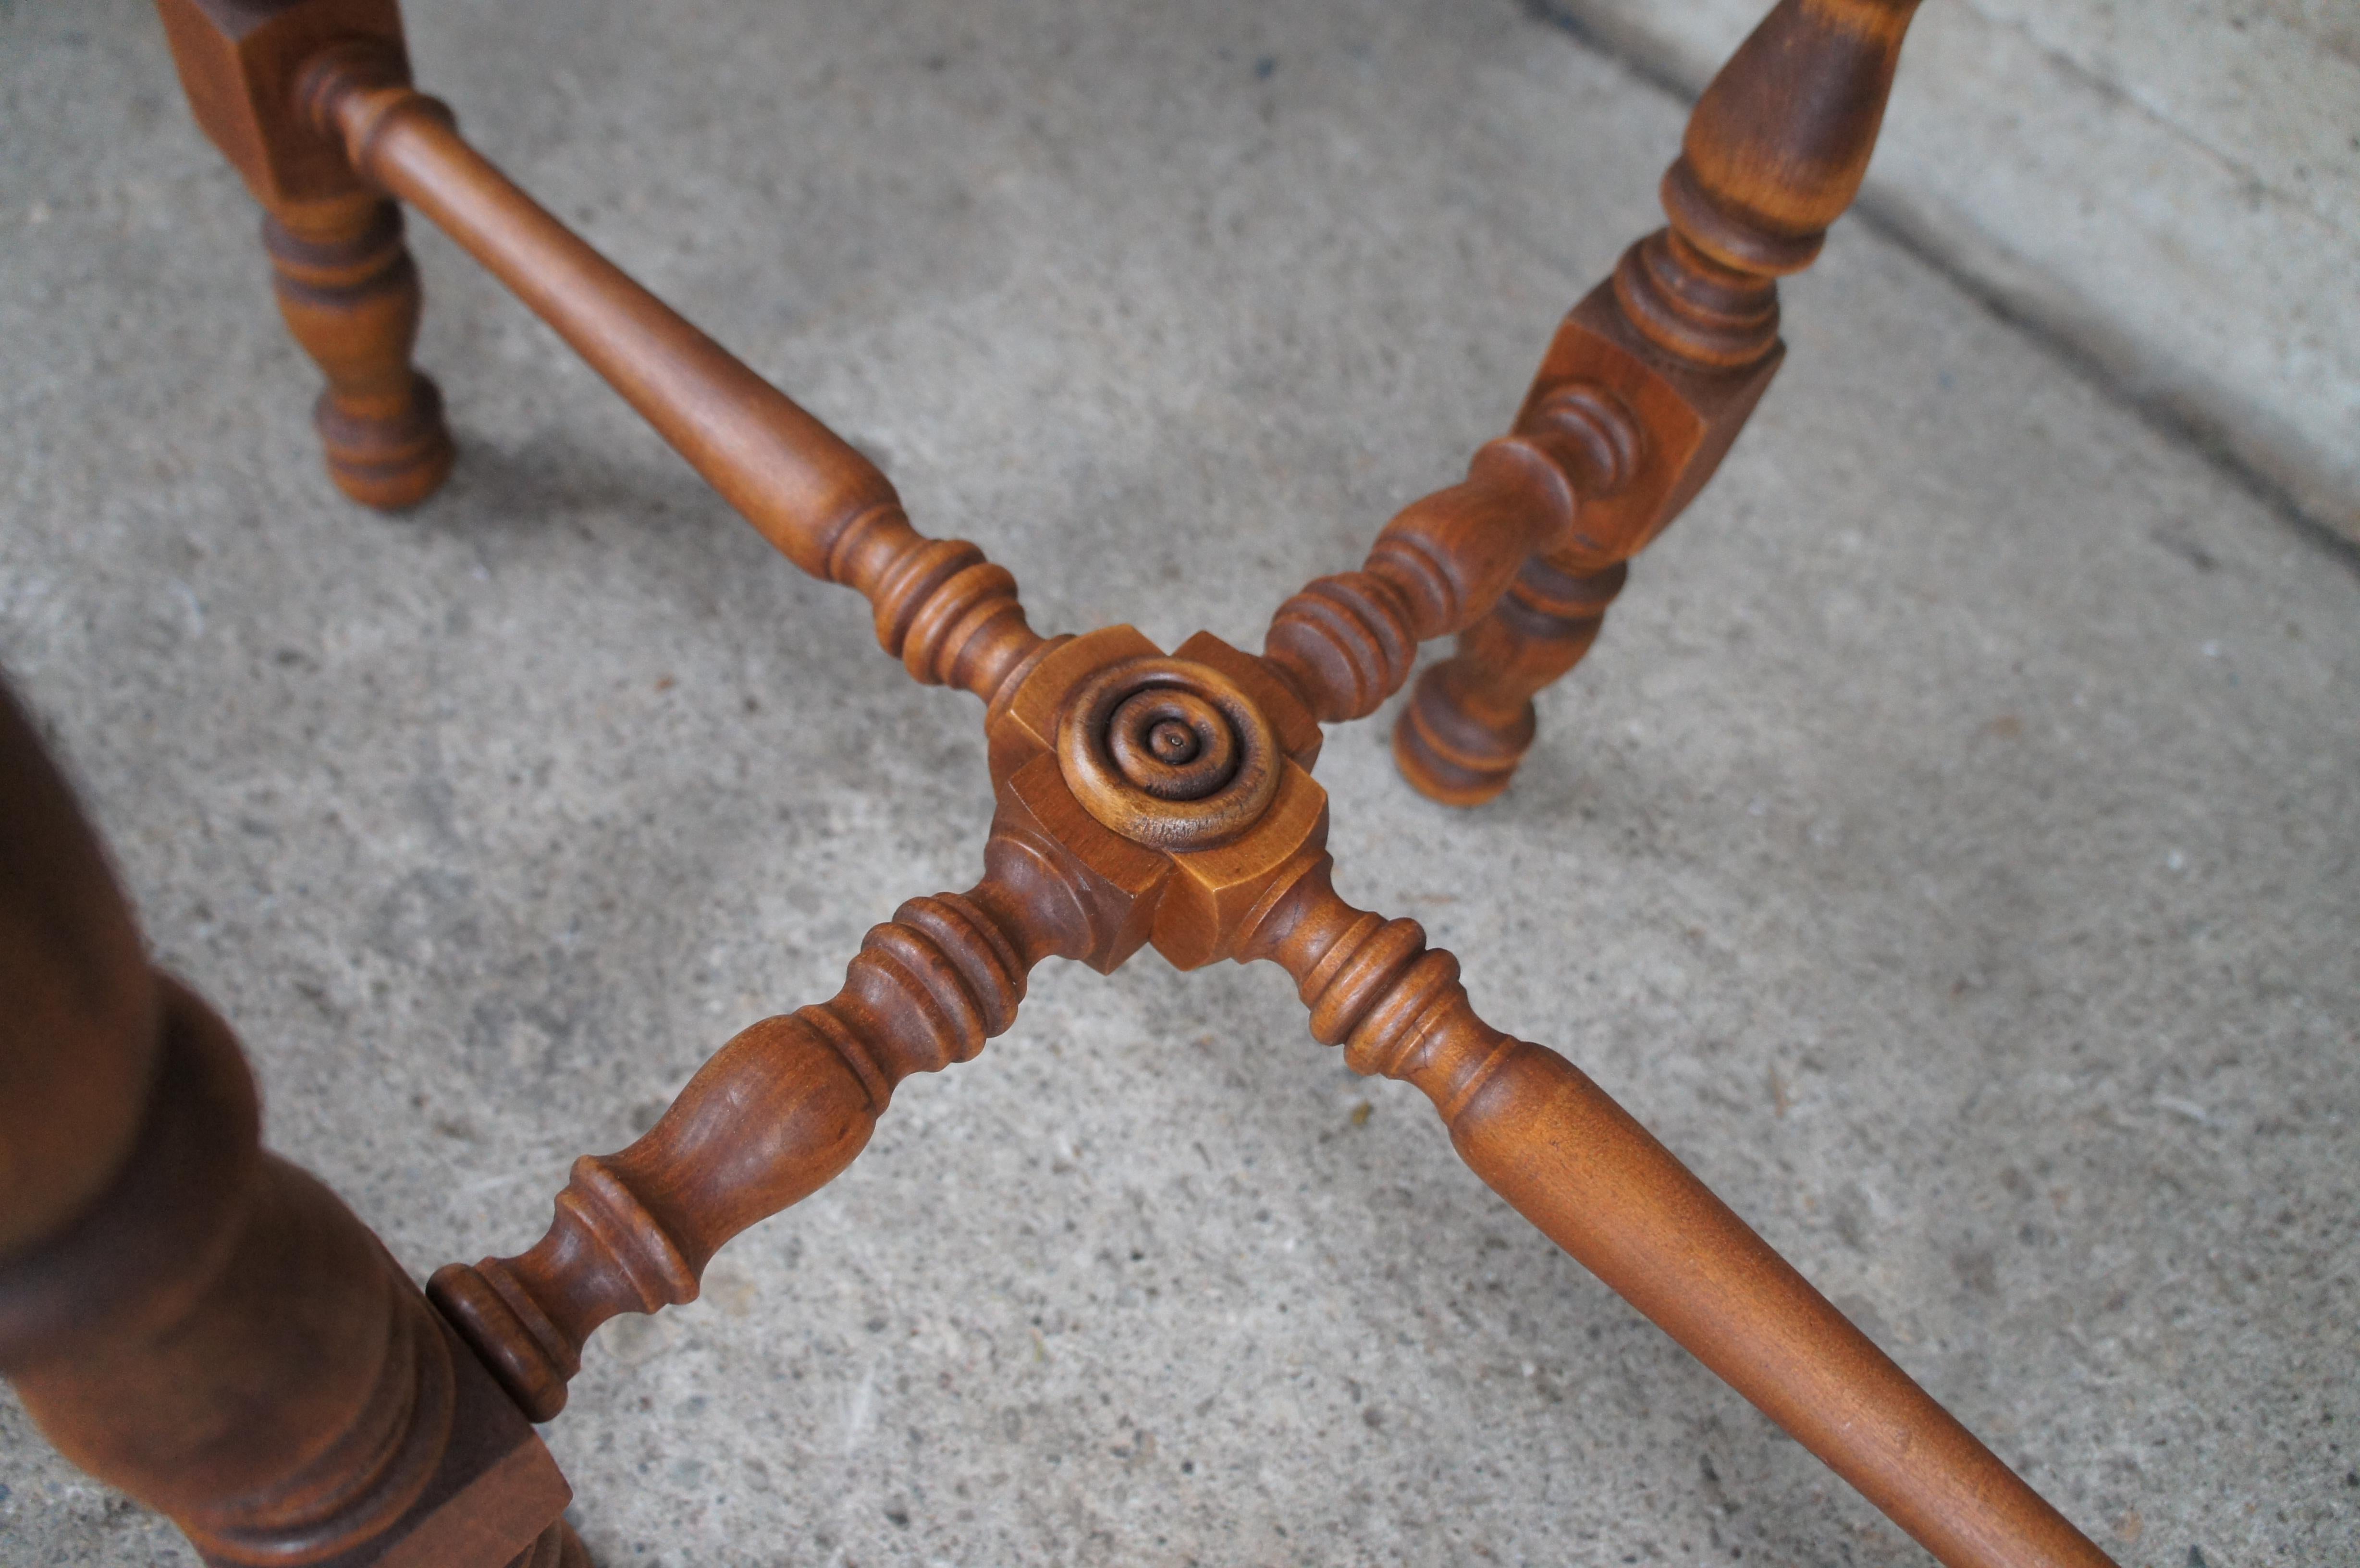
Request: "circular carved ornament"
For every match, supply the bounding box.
[1055,656,1280,851]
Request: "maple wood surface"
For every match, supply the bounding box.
[6,0,2354,1565]
[270,11,2120,1550]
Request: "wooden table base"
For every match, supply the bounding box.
[2,1,2124,1563]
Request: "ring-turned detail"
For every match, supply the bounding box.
[1055,655,1281,850]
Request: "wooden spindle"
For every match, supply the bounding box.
[1395,0,1923,804]
[430,832,1096,1421]
[1234,852,2118,1568]
[129,5,2132,1560]
[297,47,1045,704]
[0,679,572,1567]
[1262,436,1576,722]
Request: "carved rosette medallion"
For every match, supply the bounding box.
[1056,655,1281,851]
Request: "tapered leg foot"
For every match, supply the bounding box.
[309,370,453,510]
[264,194,455,510]
[1392,558,1625,806]
[1394,662,1536,807]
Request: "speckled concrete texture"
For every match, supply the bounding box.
[2,3,2355,1566]
[1549,0,2360,546]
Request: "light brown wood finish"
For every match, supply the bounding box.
[1397,0,1920,803]
[157,0,452,508]
[263,191,453,508]
[430,833,1099,1421]
[427,616,2114,1567]
[1261,436,1578,721]
[0,682,574,1568]
[29,0,2123,1562]
[1236,855,2117,1568]
[304,46,1045,704]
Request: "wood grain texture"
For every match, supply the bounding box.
[1393,555,1626,807]
[986,626,1328,973]
[0,687,158,1259]
[1235,853,2117,1568]
[158,0,453,509]
[416,605,2118,1566]
[307,48,1045,704]
[0,681,570,1568]
[88,0,2134,1562]
[430,832,1097,1421]
[153,0,409,210]
[264,191,453,508]
[1396,0,1920,804]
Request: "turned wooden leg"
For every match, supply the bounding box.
[0,676,570,1567]
[1394,557,1625,805]
[1389,0,1922,804]
[121,1,2111,1559]
[264,191,453,509]
[155,0,455,510]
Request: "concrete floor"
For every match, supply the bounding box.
[2,2,2356,1566]
[1551,0,2360,545]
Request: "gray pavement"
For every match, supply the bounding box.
[1551,0,2360,547]
[2,2,2355,1566]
